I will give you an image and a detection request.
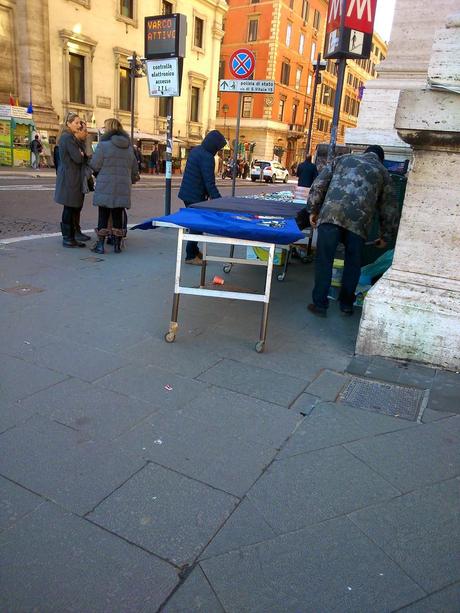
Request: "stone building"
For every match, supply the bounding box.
[0,0,227,155]
[216,0,386,168]
[347,0,460,370]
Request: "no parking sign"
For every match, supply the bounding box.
[229,49,255,79]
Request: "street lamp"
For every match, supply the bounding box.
[305,53,327,156]
[127,52,146,144]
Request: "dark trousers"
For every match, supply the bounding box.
[312,223,364,310]
[183,200,202,260]
[62,206,78,225]
[97,207,123,231]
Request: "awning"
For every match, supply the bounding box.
[12,118,35,127]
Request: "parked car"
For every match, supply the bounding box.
[251,160,289,183]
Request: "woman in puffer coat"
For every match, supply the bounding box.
[90,118,139,254]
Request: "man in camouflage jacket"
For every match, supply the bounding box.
[306,145,399,316]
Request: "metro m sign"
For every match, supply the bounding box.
[326,0,377,35]
[345,0,377,34]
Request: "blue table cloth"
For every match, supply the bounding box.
[133,208,304,245]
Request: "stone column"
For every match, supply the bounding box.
[356,13,460,370]
[14,0,59,131]
[346,0,456,157]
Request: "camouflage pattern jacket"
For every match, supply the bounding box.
[307,152,399,242]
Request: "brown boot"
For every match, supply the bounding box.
[112,228,124,253]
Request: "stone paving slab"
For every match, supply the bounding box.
[0,501,178,612]
[398,582,460,613]
[15,338,129,383]
[345,416,460,493]
[0,354,68,404]
[120,336,222,378]
[304,369,350,401]
[278,401,416,459]
[349,478,460,593]
[17,377,160,441]
[428,369,460,414]
[0,415,145,515]
[247,445,400,534]
[200,498,277,560]
[89,464,238,567]
[0,476,43,532]
[95,362,208,410]
[178,386,302,448]
[288,392,320,415]
[200,516,424,613]
[117,410,276,497]
[197,358,307,406]
[162,567,225,613]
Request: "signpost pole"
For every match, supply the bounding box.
[129,51,137,144]
[326,57,346,163]
[165,96,174,216]
[231,92,243,197]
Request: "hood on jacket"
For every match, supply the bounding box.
[101,130,130,148]
[201,130,226,155]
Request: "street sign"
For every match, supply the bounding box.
[144,14,187,59]
[219,80,274,93]
[229,49,255,79]
[146,58,180,97]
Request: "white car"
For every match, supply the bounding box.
[251,160,289,183]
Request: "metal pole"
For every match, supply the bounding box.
[130,52,136,145]
[327,57,347,163]
[305,53,322,156]
[231,92,243,197]
[165,96,174,216]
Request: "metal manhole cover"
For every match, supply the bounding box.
[81,256,104,262]
[1,285,45,296]
[339,376,428,422]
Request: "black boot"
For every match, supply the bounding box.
[91,229,107,254]
[74,209,91,241]
[61,222,85,248]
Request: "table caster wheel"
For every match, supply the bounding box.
[164,332,176,343]
[223,264,232,274]
[277,272,286,282]
[255,340,265,353]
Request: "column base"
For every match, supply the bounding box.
[356,268,460,371]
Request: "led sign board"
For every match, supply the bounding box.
[144,14,187,59]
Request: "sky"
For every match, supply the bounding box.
[373,0,397,41]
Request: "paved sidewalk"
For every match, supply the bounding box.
[0,228,459,612]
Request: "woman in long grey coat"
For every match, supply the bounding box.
[90,118,139,254]
[54,112,87,248]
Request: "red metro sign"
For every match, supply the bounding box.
[324,0,377,60]
[326,0,377,35]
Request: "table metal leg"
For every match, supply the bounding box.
[223,244,235,274]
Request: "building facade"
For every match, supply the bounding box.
[0,0,227,162]
[216,0,386,168]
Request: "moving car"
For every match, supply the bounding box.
[251,160,289,183]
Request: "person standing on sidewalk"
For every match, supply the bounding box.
[73,120,92,242]
[305,145,399,316]
[178,130,226,265]
[30,134,43,169]
[90,118,139,254]
[149,145,159,174]
[54,112,87,248]
[296,154,318,188]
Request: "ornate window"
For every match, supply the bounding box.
[116,0,138,28]
[60,30,97,113]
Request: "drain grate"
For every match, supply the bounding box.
[81,256,104,263]
[339,376,427,422]
[1,285,45,296]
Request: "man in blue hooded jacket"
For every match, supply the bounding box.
[178,130,227,264]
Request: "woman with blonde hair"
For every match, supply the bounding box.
[54,111,88,247]
[90,117,139,253]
